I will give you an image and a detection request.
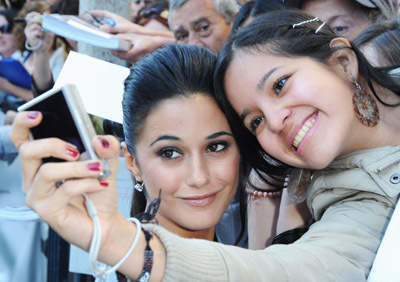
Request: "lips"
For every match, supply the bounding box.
[181,192,218,207]
[291,113,317,149]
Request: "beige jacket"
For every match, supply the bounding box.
[144,145,400,282]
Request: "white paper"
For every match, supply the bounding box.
[367,199,400,282]
[54,51,130,123]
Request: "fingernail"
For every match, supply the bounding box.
[99,181,109,187]
[66,147,79,157]
[88,162,101,171]
[99,137,109,148]
[28,111,39,119]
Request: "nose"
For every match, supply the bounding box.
[188,33,204,47]
[185,155,211,188]
[264,105,291,134]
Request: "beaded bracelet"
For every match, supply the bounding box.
[116,228,153,282]
[137,229,153,282]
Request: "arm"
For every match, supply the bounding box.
[0,77,33,101]
[24,12,56,95]
[10,112,166,281]
[91,10,174,38]
[145,191,394,281]
[111,33,175,64]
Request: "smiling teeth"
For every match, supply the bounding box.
[293,118,316,148]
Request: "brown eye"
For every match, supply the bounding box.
[207,142,228,153]
[158,148,182,160]
[273,76,290,95]
[250,116,264,133]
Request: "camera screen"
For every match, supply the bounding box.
[28,90,85,162]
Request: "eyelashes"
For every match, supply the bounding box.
[249,116,265,133]
[273,75,290,95]
[157,147,183,160]
[156,141,231,161]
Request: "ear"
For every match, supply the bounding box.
[122,142,143,182]
[328,37,359,80]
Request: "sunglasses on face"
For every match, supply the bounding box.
[133,0,151,4]
[0,25,11,34]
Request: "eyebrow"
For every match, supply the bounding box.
[149,131,232,147]
[239,109,250,124]
[150,135,180,146]
[206,131,233,139]
[190,17,210,29]
[256,67,279,93]
[173,17,210,37]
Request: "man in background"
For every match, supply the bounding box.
[168,0,239,53]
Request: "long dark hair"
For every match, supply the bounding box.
[214,10,400,181]
[123,44,246,244]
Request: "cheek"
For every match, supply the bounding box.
[211,155,240,188]
[257,133,283,161]
[141,165,182,201]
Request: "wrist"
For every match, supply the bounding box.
[25,39,43,51]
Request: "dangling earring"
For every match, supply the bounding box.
[134,181,144,192]
[286,168,312,203]
[351,77,380,127]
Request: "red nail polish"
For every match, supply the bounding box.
[66,147,79,157]
[28,111,39,119]
[99,137,110,148]
[99,181,109,187]
[88,162,101,171]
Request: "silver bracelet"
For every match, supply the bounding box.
[25,39,42,51]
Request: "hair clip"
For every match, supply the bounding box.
[315,21,326,34]
[292,16,326,34]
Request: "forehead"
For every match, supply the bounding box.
[170,0,223,29]
[139,94,230,139]
[302,0,363,21]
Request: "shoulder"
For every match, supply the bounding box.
[308,146,400,220]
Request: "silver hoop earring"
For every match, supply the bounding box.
[134,181,144,192]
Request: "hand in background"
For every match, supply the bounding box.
[91,10,174,37]
[91,10,139,34]
[112,33,174,64]
[24,12,47,51]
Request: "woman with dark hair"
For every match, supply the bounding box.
[121,44,246,245]
[10,10,400,281]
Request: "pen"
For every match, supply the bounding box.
[13,16,43,23]
[88,13,115,27]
